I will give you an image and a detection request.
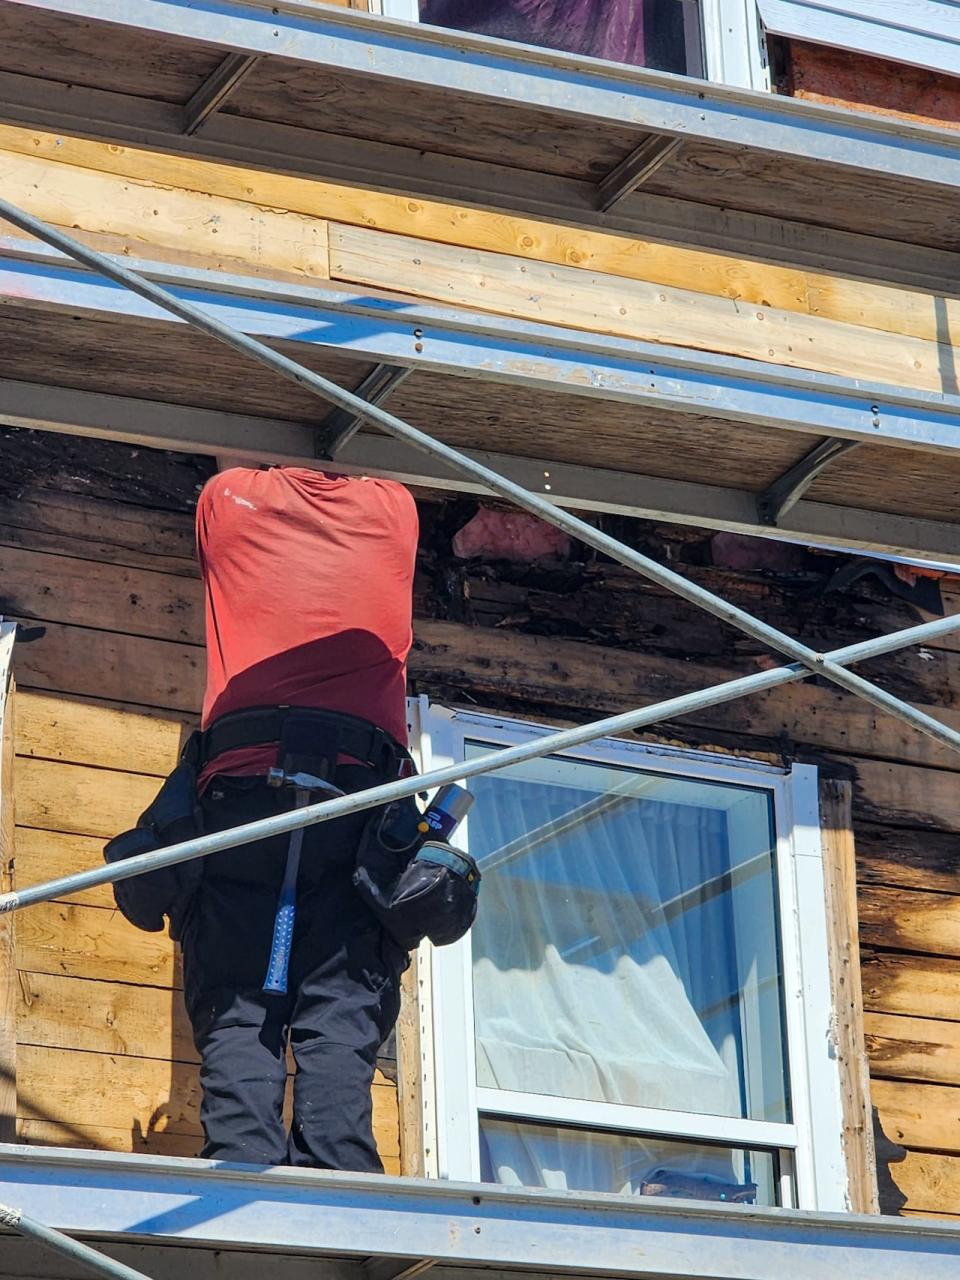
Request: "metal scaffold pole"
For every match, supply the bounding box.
[0,1202,154,1280]
[0,195,959,757]
[2,613,959,916]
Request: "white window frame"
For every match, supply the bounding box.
[407,698,847,1211]
[757,0,960,80]
[374,0,769,90]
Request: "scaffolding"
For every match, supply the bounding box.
[1,125,960,1275]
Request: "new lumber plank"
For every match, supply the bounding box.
[18,971,193,1062]
[16,900,178,988]
[13,621,204,714]
[3,125,958,347]
[16,1118,201,1159]
[893,1150,960,1212]
[16,690,187,776]
[859,885,960,957]
[329,223,958,395]
[0,149,329,281]
[16,827,115,909]
[865,1012,960,1086]
[16,757,159,840]
[871,1078,960,1155]
[15,1045,399,1160]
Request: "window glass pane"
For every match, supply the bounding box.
[419,0,703,78]
[480,1117,783,1204]
[465,745,790,1125]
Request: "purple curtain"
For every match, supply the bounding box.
[420,0,647,68]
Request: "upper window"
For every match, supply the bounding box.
[411,703,846,1211]
[379,0,769,88]
[418,0,704,77]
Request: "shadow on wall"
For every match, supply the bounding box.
[873,1106,908,1216]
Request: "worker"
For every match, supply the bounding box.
[180,465,420,1170]
[108,465,420,1171]
[105,463,480,1169]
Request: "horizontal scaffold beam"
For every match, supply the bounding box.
[3,239,960,561]
[9,0,960,190]
[5,242,955,458]
[4,378,959,564]
[0,1144,959,1278]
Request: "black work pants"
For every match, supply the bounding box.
[179,772,407,1171]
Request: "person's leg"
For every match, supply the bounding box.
[181,780,296,1165]
[188,981,290,1165]
[285,859,406,1171]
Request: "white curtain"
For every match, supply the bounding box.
[468,769,768,1197]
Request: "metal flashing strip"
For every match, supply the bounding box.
[4,378,960,562]
[3,246,960,460]
[11,0,960,188]
[0,1145,958,1277]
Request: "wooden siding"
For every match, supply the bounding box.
[1,431,959,1211]
[2,124,959,380]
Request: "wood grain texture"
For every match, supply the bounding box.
[0,149,330,280]
[16,690,188,776]
[0,7,222,101]
[16,1044,399,1163]
[18,971,191,1062]
[17,900,177,988]
[866,1013,960,1086]
[225,62,637,182]
[893,1150,960,1211]
[4,123,958,345]
[12,622,204,714]
[871,1078,960,1155]
[0,489,198,577]
[16,827,116,909]
[0,544,203,643]
[859,885,960,956]
[329,222,958,394]
[862,951,960,1024]
[16,757,160,841]
[820,780,878,1212]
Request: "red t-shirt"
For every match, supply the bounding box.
[196,467,418,784]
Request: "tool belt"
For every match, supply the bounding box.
[353,800,481,953]
[104,706,412,936]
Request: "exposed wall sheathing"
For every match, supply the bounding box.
[776,39,960,133]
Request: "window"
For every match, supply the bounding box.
[757,0,960,80]
[410,702,846,1210]
[377,0,769,89]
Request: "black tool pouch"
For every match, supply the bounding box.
[103,760,203,937]
[353,800,481,952]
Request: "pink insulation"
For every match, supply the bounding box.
[452,508,572,562]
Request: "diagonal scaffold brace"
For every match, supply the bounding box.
[0,1201,154,1280]
[0,191,959,922]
